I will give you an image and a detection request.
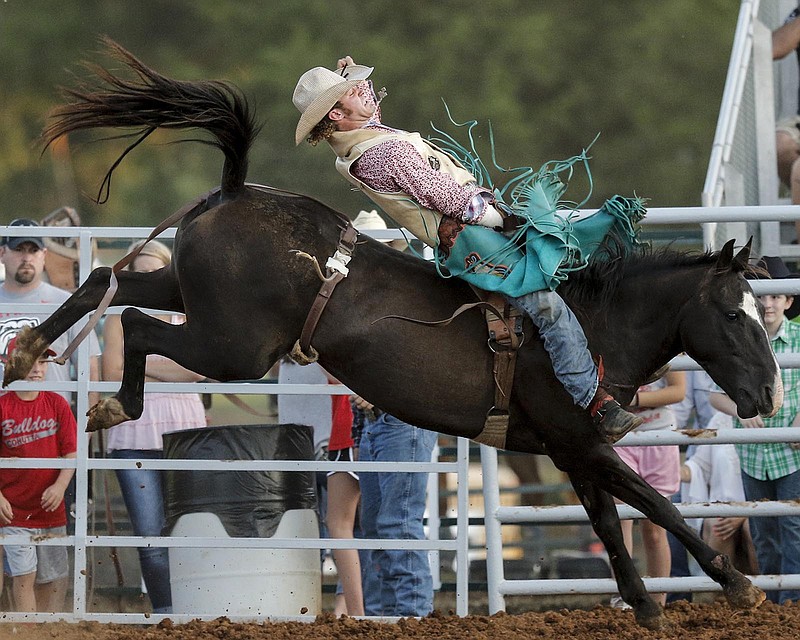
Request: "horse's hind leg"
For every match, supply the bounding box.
[569,474,666,631]
[88,306,270,432]
[4,266,183,386]
[87,307,179,431]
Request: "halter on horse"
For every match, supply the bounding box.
[6,40,782,630]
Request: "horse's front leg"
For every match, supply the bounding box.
[592,450,765,612]
[568,474,665,631]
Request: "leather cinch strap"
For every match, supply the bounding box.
[291,222,358,364]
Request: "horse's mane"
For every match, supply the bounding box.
[560,237,762,312]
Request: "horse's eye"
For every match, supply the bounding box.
[726,311,739,321]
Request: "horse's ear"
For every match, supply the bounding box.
[732,237,753,273]
[717,238,736,271]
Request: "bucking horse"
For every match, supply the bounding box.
[4,40,782,629]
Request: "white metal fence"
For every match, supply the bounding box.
[2,208,800,623]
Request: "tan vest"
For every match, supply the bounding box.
[329,129,476,247]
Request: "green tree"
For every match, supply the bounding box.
[0,0,739,227]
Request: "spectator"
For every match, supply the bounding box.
[679,412,757,576]
[353,397,437,617]
[325,382,364,616]
[612,371,685,608]
[774,6,800,241]
[277,358,333,569]
[0,336,77,612]
[278,359,332,467]
[710,255,800,604]
[102,239,207,614]
[0,217,101,535]
[0,218,101,405]
[666,368,721,603]
[346,207,436,616]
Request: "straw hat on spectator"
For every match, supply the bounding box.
[352,209,408,251]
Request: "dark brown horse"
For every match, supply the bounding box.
[6,42,782,629]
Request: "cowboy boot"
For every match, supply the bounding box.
[590,388,643,444]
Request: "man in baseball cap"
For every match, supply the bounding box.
[0,216,101,408]
[2,219,44,251]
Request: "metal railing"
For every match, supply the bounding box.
[3,203,800,622]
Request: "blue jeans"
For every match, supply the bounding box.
[359,413,437,616]
[508,290,598,408]
[666,492,693,603]
[740,468,800,604]
[111,449,172,613]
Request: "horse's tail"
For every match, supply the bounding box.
[41,37,259,199]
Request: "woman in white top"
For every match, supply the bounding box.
[103,239,207,614]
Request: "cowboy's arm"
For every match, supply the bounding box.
[358,140,502,226]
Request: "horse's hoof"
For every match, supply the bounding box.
[713,554,766,609]
[86,398,131,432]
[634,602,666,631]
[724,576,766,610]
[2,326,47,387]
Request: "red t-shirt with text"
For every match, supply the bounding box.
[0,391,78,528]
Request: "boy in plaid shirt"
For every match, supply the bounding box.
[711,256,800,604]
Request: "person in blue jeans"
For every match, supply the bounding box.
[353,399,437,617]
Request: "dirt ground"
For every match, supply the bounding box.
[3,601,800,640]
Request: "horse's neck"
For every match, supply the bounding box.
[577,267,699,393]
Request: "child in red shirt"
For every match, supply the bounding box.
[0,336,77,612]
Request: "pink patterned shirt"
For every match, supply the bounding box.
[349,82,492,223]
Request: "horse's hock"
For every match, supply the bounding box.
[162,423,321,616]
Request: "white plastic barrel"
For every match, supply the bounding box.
[169,509,321,616]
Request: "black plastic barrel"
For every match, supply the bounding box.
[162,423,320,616]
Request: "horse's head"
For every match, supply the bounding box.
[680,238,782,419]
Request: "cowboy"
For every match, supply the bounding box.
[292,57,643,442]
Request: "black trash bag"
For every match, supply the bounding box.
[162,423,318,539]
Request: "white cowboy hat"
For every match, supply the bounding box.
[352,209,408,251]
[293,64,373,145]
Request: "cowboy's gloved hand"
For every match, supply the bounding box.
[337,56,356,70]
[496,202,524,232]
[477,204,504,230]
